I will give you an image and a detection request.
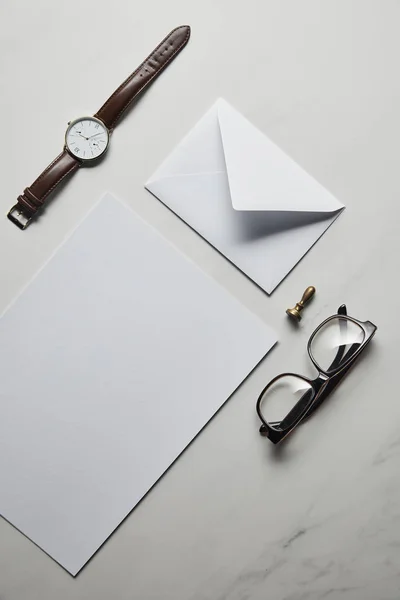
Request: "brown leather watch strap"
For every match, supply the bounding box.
[8,150,79,229]
[94,25,191,130]
[8,25,190,229]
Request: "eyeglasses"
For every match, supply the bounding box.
[256,305,377,444]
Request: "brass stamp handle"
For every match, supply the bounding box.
[286,286,316,321]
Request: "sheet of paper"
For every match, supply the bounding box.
[146,99,344,294]
[0,194,277,576]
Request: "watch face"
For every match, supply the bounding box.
[65,117,109,161]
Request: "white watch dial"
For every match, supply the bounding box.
[65,117,109,161]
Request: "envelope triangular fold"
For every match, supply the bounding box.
[217,99,343,213]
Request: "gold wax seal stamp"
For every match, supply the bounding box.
[286,286,316,321]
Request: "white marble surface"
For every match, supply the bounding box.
[0,1,399,598]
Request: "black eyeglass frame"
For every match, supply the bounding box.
[256,305,377,444]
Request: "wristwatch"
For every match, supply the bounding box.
[7,25,191,230]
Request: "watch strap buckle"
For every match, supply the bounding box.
[7,204,33,230]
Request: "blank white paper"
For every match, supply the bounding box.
[0,194,277,575]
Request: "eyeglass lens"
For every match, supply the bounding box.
[258,375,313,428]
[310,317,365,373]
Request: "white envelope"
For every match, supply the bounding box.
[146,99,344,293]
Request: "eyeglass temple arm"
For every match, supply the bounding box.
[306,353,356,418]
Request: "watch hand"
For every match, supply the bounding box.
[88,132,104,139]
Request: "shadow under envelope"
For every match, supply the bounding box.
[225,195,342,243]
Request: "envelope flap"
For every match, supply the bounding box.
[217,99,344,213]
[147,103,226,185]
